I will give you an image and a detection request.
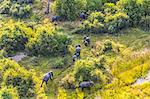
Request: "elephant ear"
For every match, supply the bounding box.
[49,71,53,77]
[89,80,94,85]
[51,72,53,77]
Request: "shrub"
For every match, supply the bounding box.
[51,57,70,69]
[52,0,85,21]
[142,0,150,16]
[0,58,47,98]
[91,41,104,56]
[117,0,144,26]
[82,20,105,34]
[85,0,103,11]
[105,12,129,33]
[80,12,105,33]
[26,22,71,56]
[74,60,95,82]
[0,1,10,14]
[0,20,32,56]
[139,16,150,31]
[77,4,129,34]
[0,87,19,99]
[6,76,35,97]
[103,40,113,52]
[57,88,67,99]
[88,12,105,23]
[103,0,119,4]
[0,0,34,18]
[60,73,75,89]
[112,48,150,76]
[118,62,150,85]
[91,69,108,83]
[94,56,106,69]
[103,3,119,14]
[91,40,124,57]
[0,49,7,59]
[0,19,71,56]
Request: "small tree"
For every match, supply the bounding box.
[117,0,144,26]
[53,0,86,21]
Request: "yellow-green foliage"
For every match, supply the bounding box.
[100,87,138,99]
[60,73,76,89]
[0,19,34,53]
[0,0,35,18]
[99,48,150,98]
[112,49,150,76]
[76,89,84,99]
[79,2,129,34]
[0,19,71,56]
[0,49,6,59]
[0,58,47,98]
[100,82,150,99]
[116,0,146,26]
[118,62,150,84]
[103,3,120,14]
[57,88,67,99]
[0,87,19,99]
[61,40,124,90]
[91,40,125,56]
[74,59,95,82]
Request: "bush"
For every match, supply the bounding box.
[105,12,129,34]
[52,0,85,21]
[51,57,70,69]
[112,48,150,76]
[94,56,106,69]
[0,1,10,14]
[26,22,71,56]
[142,0,150,16]
[88,12,105,23]
[0,87,19,99]
[91,69,108,83]
[79,12,105,33]
[0,20,31,56]
[139,16,150,31]
[103,0,119,4]
[91,40,125,56]
[0,49,7,59]
[57,88,67,99]
[118,62,150,85]
[60,73,75,89]
[103,3,119,14]
[77,4,129,34]
[0,0,34,18]
[85,0,103,11]
[82,20,105,34]
[0,58,47,98]
[117,0,144,26]
[103,40,113,52]
[0,19,71,56]
[74,60,95,82]
[69,57,109,84]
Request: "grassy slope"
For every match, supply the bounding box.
[19,21,150,98]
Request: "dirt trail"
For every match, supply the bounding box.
[10,52,27,62]
[133,71,150,85]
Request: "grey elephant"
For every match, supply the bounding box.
[79,81,94,90]
[41,71,53,87]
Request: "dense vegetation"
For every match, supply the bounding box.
[0,19,71,56]
[0,0,150,98]
[0,0,35,18]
